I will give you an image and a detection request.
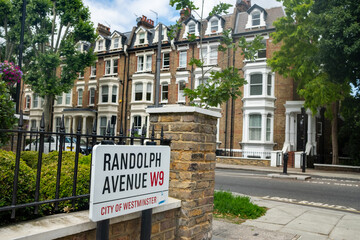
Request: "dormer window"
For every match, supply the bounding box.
[211,20,218,32]
[139,32,145,44]
[188,23,195,34]
[98,40,104,51]
[252,12,260,26]
[113,37,119,48]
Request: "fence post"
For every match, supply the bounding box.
[130,122,135,145]
[34,113,45,214]
[302,153,306,173]
[283,152,288,175]
[11,111,24,218]
[95,139,114,240]
[55,115,65,211]
[72,120,82,208]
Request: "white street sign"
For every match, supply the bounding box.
[89,145,170,222]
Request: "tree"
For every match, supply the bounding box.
[0,78,16,145]
[169,0,263,108]
[1,0,96,130]
[268,0,358,164]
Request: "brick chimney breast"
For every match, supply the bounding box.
[236,0,251,12]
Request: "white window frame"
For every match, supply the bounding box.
[139,32,145,44]
[112,85,118,103]
[162,52,170,69]
[199,43,219,66]
[183,20,199,38]
[146,83,152,101]
[249,114,262,141]
[113,37,119,49]
[179,51,187,68]
[104,58,120,76]
[65,91,71,105]
[266,114,272,142]
[77,88,83,106]
[99,116,107,135]
[90,64,97,78]
[134,82,143,101]
[211,20,218,32]
[250,73,263,96]
[205,16,224,35]
[136,52,153,72]
[153,25,169,43]
[97,39,104,51]
[245,9,266,29]
[252,11,261,26]
[25,95,31,109]
[161,83,168,103]
[89,88,95,106]
[178,81,186,103]
[101,85,109,103]
[33,93,39,108]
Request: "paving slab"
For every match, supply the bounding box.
[280,228,330,240]
[285,210,344,235]
[213,219,300,240]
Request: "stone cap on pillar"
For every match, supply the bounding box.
[146,104,222,118]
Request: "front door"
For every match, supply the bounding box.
[296,114,308,151]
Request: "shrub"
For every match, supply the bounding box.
[20,151,40,169]
[0,150,36,225]
[39,151,90,214]
[214,191,266,219]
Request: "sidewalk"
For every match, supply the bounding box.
[213,196,360,240]
[216,163,360,180]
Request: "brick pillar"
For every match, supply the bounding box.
[147,106,220,240]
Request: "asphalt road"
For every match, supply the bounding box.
[215,169,360,212]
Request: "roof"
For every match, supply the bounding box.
[234,6,284,34]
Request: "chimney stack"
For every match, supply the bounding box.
[136,15,154,29]
[236,0,251,12]
[97,23,111,36]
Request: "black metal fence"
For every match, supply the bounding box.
[0,112,169,220]
[216,149,271,159]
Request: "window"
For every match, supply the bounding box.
[267,74,272,96]
[178,81,186,102]
[56,95,62,105]
[105,60,111,75]
[77,44,82,52]
[100,117,107,135]
[98,40,104,51]
[139,32,145,44]
[113,59,118,74]
[78,72,83,79]
[179,51,187,68]
[31,120,37,131]
[209,46,218,65]
[113,37,119,48]
[91,64,96,77]
[211,20,218,32]
[163,53,170,68]
[258,40,266,58]
[249,114,261,141]
[55,117,61,132]
[146,55,152,71]
[78,89,83,106]
[33,94,39,108]
[135,83,143,101]
[102,85,109,103]
[112,86,117,103]
[161,83,168,102]
[133,116,142,133]
[188,23,195,34]
[25,96,31,109]
[137,56,144,71]
[200,47,208,64]
[65,92,71,105]
[250,74,262,96]
[252,12,260,26]
[146,83,152,101]
[89,88,95,105]
[266,115,271,141]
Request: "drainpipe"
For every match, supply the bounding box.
[120,48,127,131]
[230,43,236,156]
[124,47,131,135]
[155,24,162,107]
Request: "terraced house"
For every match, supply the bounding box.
[23,0,328,165]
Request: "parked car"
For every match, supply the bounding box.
[25,136,77,154]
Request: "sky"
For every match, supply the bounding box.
[83,0,283,33]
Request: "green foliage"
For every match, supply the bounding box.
[214,191,266,219]
[167,21,182,40]
[209,2,232,16]
[0,81,16,145]
[339,94,360,165]
[20,151,40,169]
[0,150,36,225]
[39,151,90,214]
[169,0,198,11]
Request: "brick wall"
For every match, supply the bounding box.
[217,156,271,167]
[148,106,219,240]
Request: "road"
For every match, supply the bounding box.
[215,169,360,212]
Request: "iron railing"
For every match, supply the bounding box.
[0,111,170,220]
[216,149,272,159]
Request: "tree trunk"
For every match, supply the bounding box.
[43,95,54,131]
[331,101,339,165]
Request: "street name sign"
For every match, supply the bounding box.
[89,145,170,222]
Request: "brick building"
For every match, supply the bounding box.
[23,0,323,159]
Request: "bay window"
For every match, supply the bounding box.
[102,85,109,103]
[249,114,261,141]
[135,83,143,101]
[112,86,117,103]
[146,83,152,101]
[250,74,262,96]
